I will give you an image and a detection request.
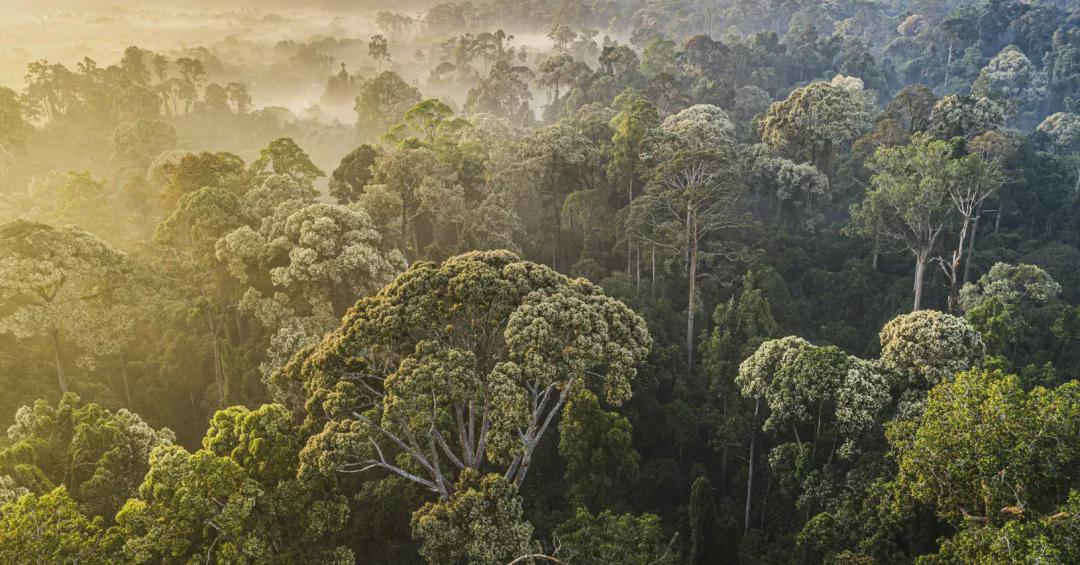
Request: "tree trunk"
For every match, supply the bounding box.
[636,245,641,290]
[51,330,67,394]
[204,310,225,406]
[872,233,880,271]
[943,43,953,94]
[913,250,928,311]
[120,351,132,409]
[627,180,634,276]
[651,241,656,299]
[401,200,410,262]
[963,205,982,286]
[947,218,972,314]
[687,229,698,373]
[745,398,759,533]
[553,204,562,271]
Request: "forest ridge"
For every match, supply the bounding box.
[1,0,1080,563]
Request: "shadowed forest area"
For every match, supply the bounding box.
[2,0,1080,563]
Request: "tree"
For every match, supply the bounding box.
[878,310,984,390]
[25,170,117,240]
[111,119,176,169]
[537,53,591,121]
[362,147,455,261]
[0,393,173,520]
[0,86,31,151]
[939,132,1008,312]
[558,388,639,511]
[0,487,112,564]
[608,91,659,276]
[0,221,128,393]
[702,271,779,521]
[928,95,1006,140]
[885,85,937,134]
[464,60,534,126]
[514,123,598,270]
[249,138,325,188]
[116,404,353,564]
[368,34,391,71]
[328,144,379,204]
[149,150,246,210]
[154,187,247,405]
[216,201,404,382]
[888,370,1080,561]
[385,98,468,147]
[848,134,959,311]
[972,45,1047,121]
[225,82,252,114]
[959,263,1060,360]
[640,37,678,78]
[411,470,534,565]
[687,476,723,564]
[629,104,750,371]
[553,508,676,565]
[376,11,415,35]
[354,71,421,135]
[284,251,651,500]
[737,336,892,532]
[759,80,871,184]
[155,186,246,268]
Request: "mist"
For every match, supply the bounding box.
[2,0,1080,563]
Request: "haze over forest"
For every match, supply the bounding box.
[1,0,1080,563]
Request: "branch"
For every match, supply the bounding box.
[506,555,566,565]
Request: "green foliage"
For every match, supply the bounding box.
[3,4,1080,563]
[0,487,113,564]
[150,150,246,210]
[328,144,379,204]
[889,370,1080,562]
[288,250,651,498]
[878,310,985,389]
[0,221,129,393]
[355,71,422,135]
[687,475,724,564]
[553,507,675,565]
[411,470,534,565]
[0,393,173,520]
[116,404,352,564]
[249,137,326,187]
[558,388,639,510]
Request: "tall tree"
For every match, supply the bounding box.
[282,251,651,499]
[849,134,959,311]
[0,221,128,393]
[630,104,749,371]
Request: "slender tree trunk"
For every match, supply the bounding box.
[651,241,656,299]
[963,206,981,286]
[760,475,771,530]
[628,180,634,276]
[943,43,953,94]
[913,250,928,311]
[554,204,562,271]
[120,351,132,409]
[51,329,67,394]
[203,310,225,406]
[947,218,972,314]
[872,233,880,271]
[745,398,759,533]
[636,245,641,290]
[687,230,698,373]
[401,200,410,262]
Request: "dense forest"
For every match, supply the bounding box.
[2,0,1080,562]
